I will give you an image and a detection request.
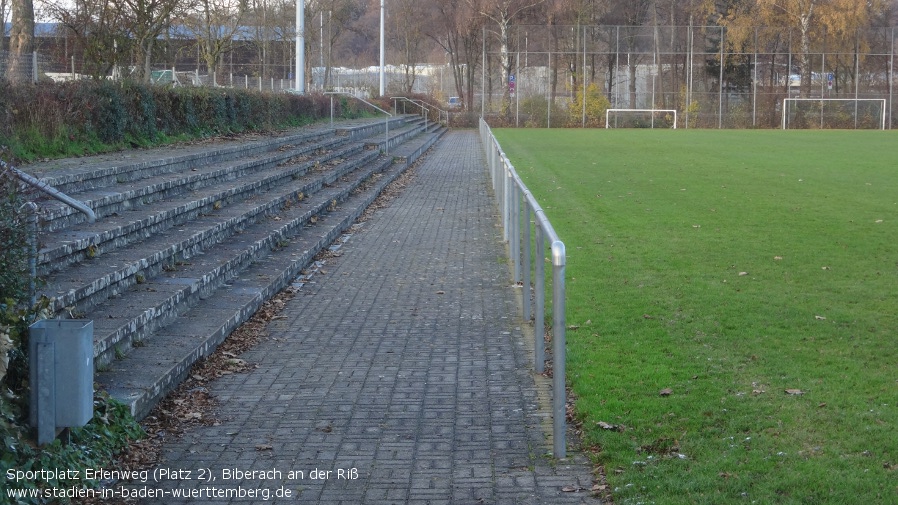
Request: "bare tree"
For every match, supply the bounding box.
[388,0,429,93]
[305,0,362,88]
[180,0,247,85]
[44,0,128,78]
[600,0,652,107]
[428,0,483,110]
[467,0,545,102]
[116,0,184,82]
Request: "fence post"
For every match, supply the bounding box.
[522,201,531,321]
[512,187,521,282]
[20,202,39,307]
[552,241,567,459]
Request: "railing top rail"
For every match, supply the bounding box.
[479,119,564,263]
[391,97,448,121]
[1,160,97,223]
[325,91,392,117]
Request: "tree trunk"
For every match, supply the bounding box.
[0,0,8,53]
[799,6,815,98]
[7,0,35,82]
[143,36,155,83]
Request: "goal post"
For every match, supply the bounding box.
[605,109,678,129]
[781,98,887,130]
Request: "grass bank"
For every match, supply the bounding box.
[495,128,898,504]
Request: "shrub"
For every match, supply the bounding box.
[568,83,611,128]
[0,167,30,304]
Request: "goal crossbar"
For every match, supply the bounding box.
[781,98,886,130]
[605,109,678,129]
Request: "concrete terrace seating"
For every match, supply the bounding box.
[25,115,447,419]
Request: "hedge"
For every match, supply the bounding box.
[0,80,343,162]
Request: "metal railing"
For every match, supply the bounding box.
[391,97,430,131]
[324,92,392,155]
[2,160,97,307]
[478,118,567,459]
[391,97,450,129]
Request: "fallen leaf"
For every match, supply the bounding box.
[818,403,827,408]
[436,290,445,295]
[774,256,783,260]
[597,421,618,430]
[255,444,273,451]
[659,388,673,397]
[785,389,805,395]
[561,486,582,492]
[738,271,748,276]
[815,315,827,320]
[591,484,608,491]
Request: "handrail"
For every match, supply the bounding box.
[478,118,567,459]
[391,97,449,128]
[3,160,96,308]
[390,97,429,131]
[2,161,97,223]
[325,92,393,155]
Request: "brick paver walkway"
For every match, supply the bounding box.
[148,131,600,504]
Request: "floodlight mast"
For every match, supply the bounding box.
[379,0,385,96]
[296,0,304,93]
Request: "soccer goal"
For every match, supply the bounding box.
[605,109,678,129]
[781,98,886,130]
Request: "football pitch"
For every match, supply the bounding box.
[493,128,898,504]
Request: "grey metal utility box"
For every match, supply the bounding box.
[29,319,94,444]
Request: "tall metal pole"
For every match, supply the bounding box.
[379,0,385,96]
[296,0,304,92]
[890,27,895,129]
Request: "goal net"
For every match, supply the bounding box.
[605,109,678,129]
[781,98,886,130]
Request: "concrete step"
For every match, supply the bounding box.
[84,152,393,367]
[32,117,420,233]
[37,142,367,276]
[37,120,429,277]
[41,147,382,317]
[26,116,416,195]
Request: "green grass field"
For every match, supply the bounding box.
[494,129,898,505]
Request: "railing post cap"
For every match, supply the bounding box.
[551,241,566,266]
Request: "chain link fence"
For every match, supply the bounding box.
[7,23,898,128]
[482,25,898,129]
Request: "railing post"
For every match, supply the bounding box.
[551,241,567,459]
[503,167,511,242]
[512,187,521,282]
[522,201,532,321]
[21,202,39,308]
[534,223,545,374]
